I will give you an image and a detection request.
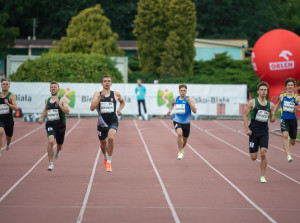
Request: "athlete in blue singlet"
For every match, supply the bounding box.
[167,84,197,160]
[244,81,275,183]
[274,78,300,162]
[90,75,125,172]
[0,78,18,157]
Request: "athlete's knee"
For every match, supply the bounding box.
[177,132,183,137]
[107,135,114,143]
[250,154,257,161]
[290,139,296,145]
[282,132,289,139]
[48,136,55,145]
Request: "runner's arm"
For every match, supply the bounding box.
[167,98,176,116]
[187,97,197,114]
[243,99,254,135]
[38,99,48,124]
[59,97,70,115]
[7,93,18,111]
[273,94,283,113]
[90,91,102,111]
[270,103,276,122]
[115,91,125,116]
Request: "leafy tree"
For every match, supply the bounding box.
[9,53,123,83]
[193,0,283,46]
[52,4,124,56]
[0,13,19,57]
[99,0,139,40]
[133,0,169,74]
[280,0,300,35]
[159,0,197,77]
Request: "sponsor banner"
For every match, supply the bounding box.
[10,82,247,116]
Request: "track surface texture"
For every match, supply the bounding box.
[0,117,299,223]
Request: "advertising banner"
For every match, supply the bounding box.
[10,82,247,116]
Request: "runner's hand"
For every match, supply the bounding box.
[167,111,171,116]
[246,129,252,136]
[117,110,122,116]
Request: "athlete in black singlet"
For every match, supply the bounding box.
[90,75,125,172]
[39,81,70,171]
[243,81,275,183]
[0,78,18,157]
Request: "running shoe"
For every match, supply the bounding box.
[177,152,184,160]
[260,176,267,183]
[104,158,107,168]
[0,149,2,157]
[48,164,54,171]
[287,155,293,163]
[106,163,112,172]
[6,144,9,151]
[54,147,60,160]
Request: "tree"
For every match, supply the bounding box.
[133,0,169,75]
[0,13,19,57]
[53,4,124,56]
[159,0,197,77]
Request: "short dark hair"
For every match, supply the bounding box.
[101,75,111,83]
[179,84,187,90]
[284,78,296,87]
[50,81,59,88]
[257,81,269,90]
[1,78,10,83]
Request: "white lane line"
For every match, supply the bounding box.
[160,120,277,223]
[1,125,44,151]
[192,122,300,185]
[76,147,101,223]
[134,120,180,223]
[0,119,81,202]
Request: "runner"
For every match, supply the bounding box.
[0,78,18,157]
[167,84,197,160]
[38,81,70,171]
[273,78,300,162]
[243,81,276,183]
[90,75,125,172]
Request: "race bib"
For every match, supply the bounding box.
[0,104,10,115]
[47,109,60,121]
[100,102,114,113]
[255,110,269,122]
[282,101,295,113]
[175,104,185,114]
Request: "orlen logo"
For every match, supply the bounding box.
[59,88,75,108]
[269,50,295,71]
[157,89,173,108]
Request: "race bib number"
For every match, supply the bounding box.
[100,102,114,113]
[255,110,269,122]
[282,101,295,113]
[0,104,10,115]
[175,104,185,114]
[47,109,60,121]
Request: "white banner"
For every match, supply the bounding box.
[9,82,247,116]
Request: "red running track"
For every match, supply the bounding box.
[0,117,299,223]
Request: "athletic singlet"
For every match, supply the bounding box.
[173,96,191,124]
[46,96,66,125]
[249,98,270,133]
[281,93,297,119]
[0,92,13,119]
[96,91,117,127]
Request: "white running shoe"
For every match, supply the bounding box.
[6,144,10,151]
[287,155,293,163]
[48,164,54,171]
[54,148,60,160]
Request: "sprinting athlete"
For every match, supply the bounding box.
[39,81,70,171]
[90,75,125,172]
[0,78,18,157]
[273,78,300,162]
[243,81,275,183]
[167,84,197,160]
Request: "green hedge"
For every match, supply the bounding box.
[9,53,123,83]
